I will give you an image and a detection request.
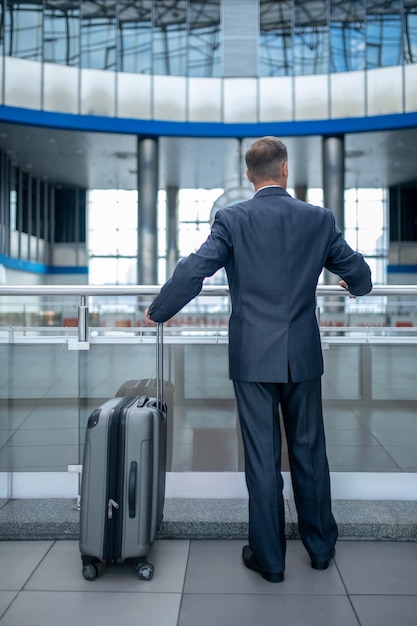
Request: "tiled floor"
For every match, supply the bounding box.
[1,539,417,625]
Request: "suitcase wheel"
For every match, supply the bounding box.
[82,562,103,581]
[136,562,154,581]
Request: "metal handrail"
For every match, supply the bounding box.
[0,284,416,296]
[0,284,415,342]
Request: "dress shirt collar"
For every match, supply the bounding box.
[254,185,282,195]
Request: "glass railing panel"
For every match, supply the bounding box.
[371,345,417,401]
[1,285,416,500]
[0,342,80,474]
[322,345,361,400]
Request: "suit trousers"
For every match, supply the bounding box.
[233,376,338,573]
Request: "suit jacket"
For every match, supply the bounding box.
[147,187,372,383]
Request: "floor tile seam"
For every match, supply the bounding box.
[15,589,184,596]
[347,592,417,597]
[177,542,191,626]
[181,540,191,595]
[0,590,19,623]
[344,590,362,626]
[180,591,351,597]
[333,559,363,626]
[366,436,413,470]
[21,540,56,591]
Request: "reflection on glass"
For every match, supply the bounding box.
[152,0,187,76]
[44,1,80,66]
[366,0,402,68]
[404,0,417,63]
[330,0,365,72]
[5,1,43,61]
[260,0,293,76]
[118,1,152,73]
[3,1,417,76]
[188,0,221,77]
[294,0,329,75]
[81,0,117,69]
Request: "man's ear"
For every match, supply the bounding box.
[246,169,253,183]
[282,161,288,179]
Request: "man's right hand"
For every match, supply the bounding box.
[339,280,356,299]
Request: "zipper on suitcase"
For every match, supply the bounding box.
[103,396,136,563]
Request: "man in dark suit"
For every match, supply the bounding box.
[146,136,372,583]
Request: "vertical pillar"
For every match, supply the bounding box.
[294,184,307,202]
[322,135,345,285]
[166,185,178,279]
[138,137,159,284]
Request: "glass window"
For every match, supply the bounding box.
[0,1,4,57]
[118,0,152,73]
[89,256,137,285]
[330,0,366,72]
[294,0,329,75]
[5,1,43,61]
[177,188,223,257]
[44,1,80,66]
[157,189,167,258]
[404,0,417,63]
[366,0,403,68]
[153,0,187,76]
[88,189,138,284]
[344,187,388,283]
[260,0,293,77]
[188,1,221,77]
[81,0,117,70]
[309,187,387,285]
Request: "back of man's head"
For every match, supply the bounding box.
[245,136,288,186]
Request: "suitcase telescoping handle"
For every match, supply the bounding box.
[156,323,163,411]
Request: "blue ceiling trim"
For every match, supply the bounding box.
[1,105,417,138]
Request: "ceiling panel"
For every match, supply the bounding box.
[0,122,416,192]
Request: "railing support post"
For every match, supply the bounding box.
[78,296,89,343]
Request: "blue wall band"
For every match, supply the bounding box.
[1,105,417,138]
[0,254,88,275]
[387,265,417,273]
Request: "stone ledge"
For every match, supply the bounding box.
[0,498,416,541]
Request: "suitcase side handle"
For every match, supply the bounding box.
[128,461,137,518]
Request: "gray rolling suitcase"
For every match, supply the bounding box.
[79,325,166,581]
[116,377,174,470]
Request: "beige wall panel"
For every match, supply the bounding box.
[44,63,79,114]
[367,66,403,116]
[223,78,257,122]
[330,71,366,118]
[52,243,87,266]
[294,74,329,120]
[188,78,222,122]
[80,68,116,117]
[259,77,293,122]
[404,64,417,113]
[117,73,152,119]
[153,76,187,121]
[4,58,41,109]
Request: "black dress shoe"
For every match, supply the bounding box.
[242,545,284,583]
[311,548,336,571]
